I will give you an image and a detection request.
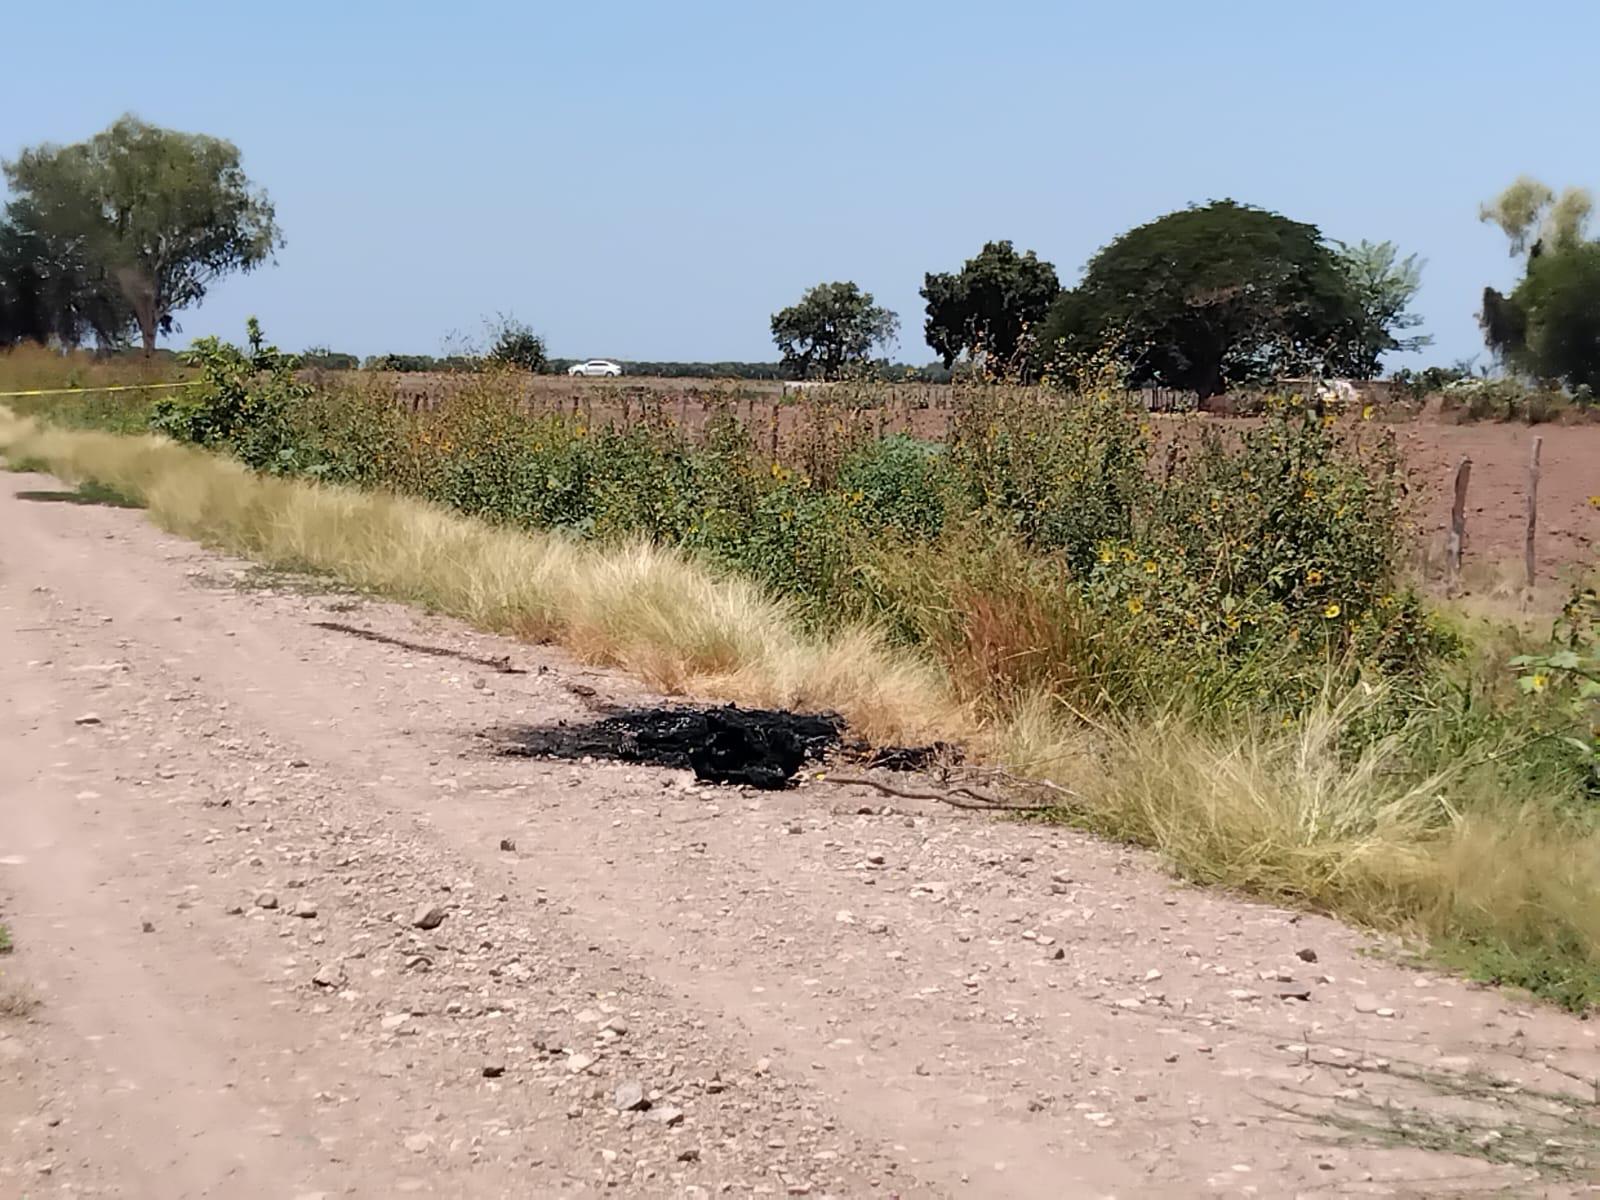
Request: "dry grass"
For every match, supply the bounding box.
[0,344,185,394]
[0,411,963,746]
[3,408,1596,1007]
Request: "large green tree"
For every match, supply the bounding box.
[920,241,1059,374]
[1336,239,1430,375]
[770,281,898,380]
[1479,178,1600,394]
[1038,200,1371,397]
[3,115,281,353]
[0,200,133,348]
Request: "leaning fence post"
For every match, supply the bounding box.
[1525,436,1543,588]
[1447,455,1472,581]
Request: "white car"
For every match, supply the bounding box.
[567,359,623,378]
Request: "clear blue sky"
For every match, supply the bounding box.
[3,0,1594,368]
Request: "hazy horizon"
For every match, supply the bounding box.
[4,0,1596,369]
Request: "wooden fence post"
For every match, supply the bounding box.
[1525,436,1543,588]
[1447,455,1471,581]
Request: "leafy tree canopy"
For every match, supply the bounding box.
[0,199,133,349]
[1480,176,1593,258]
[1336,239,1431,375]
[770,281,898,380]
[3,114,281,352]
[1479,177,1600,394]
[486,314,548,372]
[920,241,1059,373]
[1038,200,1374,397]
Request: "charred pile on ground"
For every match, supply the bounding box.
[497,705,844,789]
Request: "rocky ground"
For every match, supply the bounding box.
[0,470,1596,1199]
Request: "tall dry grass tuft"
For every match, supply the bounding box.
[0,413,959,745]
[1085,687,1600,1000]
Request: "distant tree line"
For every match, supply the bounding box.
[352,355,951,382]
[771,202,1434,395]
[6,117,1597,399]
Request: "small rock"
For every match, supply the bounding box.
[1352,995,1382,1015]
[255,892,279,911]
[1295,948,1318,963]
[482,1064,505,1079]
[290,900,318,919]
[224,904,245,916]
[380,1014,411,1033]
[614,1079,648,1111]
[1143,969,1163,982]
[288,758,310,768]
[652,1104,684,1126]
[499,838,516,852]
[834,910,856,925]
[1275,987,1313,1002]
[141,919,155,933]
[866,853,886,865]
[74,713,102,726]
[311,961,345,989]
[1375,1007,1398,1019]
[785,821,803,835]
[602,1017,629,1036]
[412,903,446,930]
[677,1147,701,1162]
[566,1053,595,1075]
[403,1133,433,1154]
[1227,989,1262,1002]
[1049,947,1065,960]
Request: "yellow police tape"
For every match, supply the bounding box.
[0,381,201,399]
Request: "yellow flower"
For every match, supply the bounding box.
[1144,559,1158,575]
[1531,673,1550,692]
[1322,602,1342,619]
[1588,495,1600,509]
[1362,404,1375,421]
[1305,569,1324,586]
[1126,596,1145,616]
[1121,548,1136,564]
[1098,546,1115,565]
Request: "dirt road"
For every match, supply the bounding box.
[1,470,1596,1199]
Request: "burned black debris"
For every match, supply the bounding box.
[857,741,963,773]
[496,705,845,789]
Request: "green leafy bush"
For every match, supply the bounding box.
[152,318,312,472]
[837,435,952,539]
